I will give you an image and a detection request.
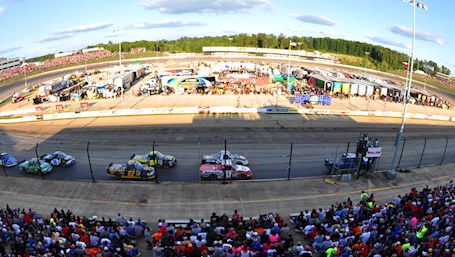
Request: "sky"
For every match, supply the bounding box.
[0,0,453,73]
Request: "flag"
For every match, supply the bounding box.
[403,0,414,5]
[417,2,428,10]
[402,62,409,67]
[290,41,297,47]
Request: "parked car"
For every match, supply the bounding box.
[41,151,76,167]
[0,153,17,167]
[201,150,248,166]
[12,93,25,103]
[106,160,156,180]
[200,160,252,180]
[18,158,53,174]
[130,150,176,168]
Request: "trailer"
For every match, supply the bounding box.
[112,72,133,91]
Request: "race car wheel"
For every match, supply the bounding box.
[239,174,247,180]
[208,174,217,181]
[115,173,122,180]
[163,162,170,168]
[141,174,147,181]
[61,162,66,167]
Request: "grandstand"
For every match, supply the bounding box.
[0,57,21,72]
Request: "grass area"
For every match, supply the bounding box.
[332,53,377,71]
[389,70,455,94]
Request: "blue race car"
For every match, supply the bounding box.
[41,151,76,167]
[0,153,17,167]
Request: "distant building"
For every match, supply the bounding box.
[130,47,146,54]
[0,57,21,72]
[202,46,338,63]
[81,47,104,54]
[435,72,451,82]
[54,50,78,58]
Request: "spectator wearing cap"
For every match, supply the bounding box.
[300,245,313,257]
[174,241,185,253]
[250,235,261,252]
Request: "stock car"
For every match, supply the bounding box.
[201,150,249,166]
[18,158,53,175]
[200,160,252,180]
[130,150,176,168]
[106,160,156,180]
[0,153,17,167]
[41,151,76,167]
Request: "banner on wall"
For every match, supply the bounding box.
[295,94,331,105]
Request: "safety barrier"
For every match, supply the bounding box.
[0,106,453,124]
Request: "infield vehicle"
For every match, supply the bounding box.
[18,158,53,175]
[41,151,76,167]
[106,160,156,180]
[200,160,252,180]
[201,150,248,166]
[324,153,364,171]
[130,150,176,168]
[0,153,17,167]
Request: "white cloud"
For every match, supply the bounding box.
[286,28,343,38]
[130,21,205,29]
[0,46,22,55]
[55,22,113,34]
[139,0,272,14]
[318,31,344,38]
[0,7,6,14]
[390,25,447,45]
[37,22,113,43]
[367,36,410,49]
[37,33,74,43]
[289,13,336,26]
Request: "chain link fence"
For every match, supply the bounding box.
[1,136,454,181]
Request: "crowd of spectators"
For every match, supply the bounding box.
[291,181,455,257]
[148,211,298,257]
[1,180,455,256]
[0,207,142,256]
[0,51,116,82]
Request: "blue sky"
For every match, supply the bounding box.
[0,0,453,73]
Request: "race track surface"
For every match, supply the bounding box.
[1,114,454,181]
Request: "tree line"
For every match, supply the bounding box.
[30,34,451,76]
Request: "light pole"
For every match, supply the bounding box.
[288,40,296,94]
[113,29,127,66]
[21,57,28,89]
[364,52,370,77]
[402,52,411,111]
[228,38,233,63]
[387,0,427,180]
